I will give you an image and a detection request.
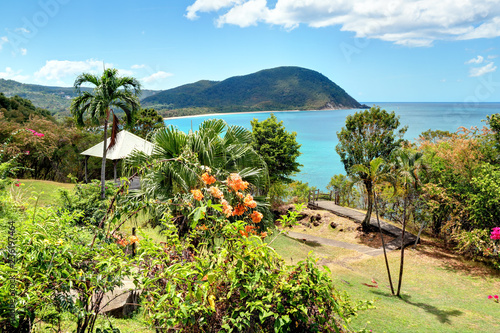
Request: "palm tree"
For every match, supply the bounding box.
[391,149,424,296]
[352,157,395,294]
[71,68,141,199]
[126,119,269,201]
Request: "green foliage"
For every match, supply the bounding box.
[139,220,353,332]
[251,113,302,184]
[143,66,364,112]
[0,78,157,118]
[128,108,165,139]
[336,106,407,229]
[0,93,55,123]
[336,106,407,175]
[0,204,135,333]
[126,119,268,201]
[466,163,500,229]
[327,174,360,207]
[268,181,315,209]
[57,180,116,226]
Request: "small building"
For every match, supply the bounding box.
[80,130,154,185]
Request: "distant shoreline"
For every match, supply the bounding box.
[162,108,371,121]
[163,109,302,120]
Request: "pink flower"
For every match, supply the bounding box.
[25,151,30,155]
[15,183,20,187]
[488,295,494,299]
[490,227,500,240]
[495,295,499,300]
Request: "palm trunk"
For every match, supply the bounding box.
[101,114,108,200]
[374,192,395,295]
[396,194,408,297]
[362,180,373,231]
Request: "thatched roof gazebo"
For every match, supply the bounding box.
[81,130,154,183]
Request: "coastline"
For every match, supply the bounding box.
[163,109,302,120]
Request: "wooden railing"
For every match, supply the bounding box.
[308,190,339,205]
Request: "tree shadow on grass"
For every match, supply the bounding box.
[284,235,323,248]
[370,290,463,324]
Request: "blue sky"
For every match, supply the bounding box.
[0,0,499,102]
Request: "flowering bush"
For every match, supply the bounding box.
[139,218,355,333]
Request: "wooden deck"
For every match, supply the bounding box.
[308,200,418,250]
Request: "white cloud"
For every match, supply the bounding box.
[20,48,27,56]
[34,59,112,85]
[141,71,173,84]
[488,55,498,59]
[131,64,147,69]
[0,36,8,51]
[186,0,243,20]
[465,55,484,64]
[469,62,497,77]
[186,0,500,46]
[216,0,268,27]
[0,67,29,82]
[15,27,30,34]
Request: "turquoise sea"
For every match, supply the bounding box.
[164,103,500,190]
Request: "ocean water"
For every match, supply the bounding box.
[164,103,500,190]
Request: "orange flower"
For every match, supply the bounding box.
[239,229,248,237]
[245,225,256,233]
[236,191,244,199]
[260,231,268,238]
[232,204,246,216]
[221,199,233,217]
[191,189,204,201]
[197,224,208,231]
[117,238,129,247]
[227,173,249,192]
[202,172,216,185]
[243,194,257,208]
[208,186,224,199]
[250,211,263,223]
[129,235,139,244]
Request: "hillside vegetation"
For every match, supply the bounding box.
[142,66,367,114]
[0,79,157,117]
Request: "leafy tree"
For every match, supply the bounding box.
[128,107,165,139]
[327,174,359,207]
[336,106,407,231]
[71,68,141,199]
[251,113,302,184]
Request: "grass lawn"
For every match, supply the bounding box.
[272,232,500,333]
[11,179,75,207]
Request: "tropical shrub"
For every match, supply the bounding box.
[139,219,354,332]
[58,179,117,226]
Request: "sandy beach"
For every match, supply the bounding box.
[163,109,302,120]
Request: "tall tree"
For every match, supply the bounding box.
[352,157,395,294]
[336,106,407,231]
[250,113,302,185]
[71,68,141,199]
[390,149,424,297]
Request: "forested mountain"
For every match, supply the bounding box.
[142,66,367,113]
[0,79,157,117]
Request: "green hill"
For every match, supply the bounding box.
[142,66,366,113]
[0,79,158,117]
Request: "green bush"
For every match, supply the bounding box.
[139,221,354,332]
[57,180,116,226]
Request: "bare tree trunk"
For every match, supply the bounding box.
[362,180,373,231]
[396,194,408,297]
[374,192,395,295]
[101,113,109,200]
